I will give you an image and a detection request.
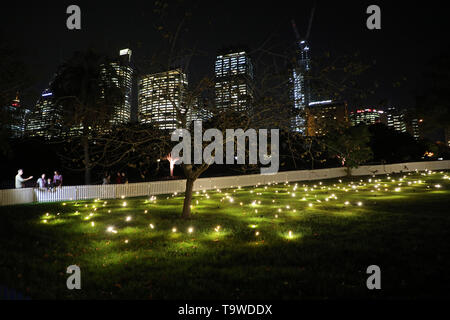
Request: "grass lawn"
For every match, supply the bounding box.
[1,170,449,299]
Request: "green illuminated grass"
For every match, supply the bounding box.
[1,170,449,299]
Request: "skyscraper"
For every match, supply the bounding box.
[105,48,134,126]
[26,89,63,139]
[290,14,315,133]
[386,107,407,133]
[214,51,254,112]
[291,40,312,132]
[407,118,423,141]
[349,108,385,126]
[305,100,348,136]
[138,68,188,130]
[2,93,30,138]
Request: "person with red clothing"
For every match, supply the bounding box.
[115,172,122,184]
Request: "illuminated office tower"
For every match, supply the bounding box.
[138,68,188,130]
[407,118,423,141]
[305,100,348,136]
[26,89,63,139]
[2,93,30,138]
[104,48,133,126]
[291,40,312,132]
[349,108,385,126]
[214,51,254,112]
[386,107,407,133]
[186,98,213,125]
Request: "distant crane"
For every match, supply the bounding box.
[291,2,316,45]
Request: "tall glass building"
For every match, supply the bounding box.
[26,89,63,139]
[2,93,30,138]
[138,68,188,130]
[104,48,133,126]
[214,51,254,112]
[386,107,407,133]
[291,40,311,132]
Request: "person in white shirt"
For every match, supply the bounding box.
[15,169,33,189]
[37,174,46,189]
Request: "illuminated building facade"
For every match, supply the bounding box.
[2,93,30,138]
[26,89,63,139]
[407,118,423,141]
[305,100,348,136]
[138,68,188,130]
[291,40,311,132]
[386,107,407,133]
[104,48,134,126]
[214,51,254,112]
[349,108,385,126]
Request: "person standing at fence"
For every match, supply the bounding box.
[53,171,63,188]
[15,169,33,189]
[47,178,54,191]
[115,172,122,184]
[102,173,111,185]
[121,172,128,184]
[37,174,46,189]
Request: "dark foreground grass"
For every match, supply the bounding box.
[1,170,449,299]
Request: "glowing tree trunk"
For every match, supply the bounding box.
[165,153,179,177]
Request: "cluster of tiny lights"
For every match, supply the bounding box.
[38,170,447,245]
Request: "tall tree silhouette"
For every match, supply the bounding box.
[51,50,124,184]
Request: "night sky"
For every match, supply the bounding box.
[1,0,448,109]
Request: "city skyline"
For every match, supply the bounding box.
[2,1,447,111]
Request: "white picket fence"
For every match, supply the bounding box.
[1,160,449,207]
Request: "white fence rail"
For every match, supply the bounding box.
[1,160,449,207]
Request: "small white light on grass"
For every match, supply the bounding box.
[172,227,177,233]
[122,201,127,207]
[357,202,363,206]
[288,231,293,238]
[91,221,95,227]
[149,224,154,229]
[188,227,194,233]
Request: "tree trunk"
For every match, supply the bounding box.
[346,166,352,177]
[82,135,91,185]
[182,178,195,219]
